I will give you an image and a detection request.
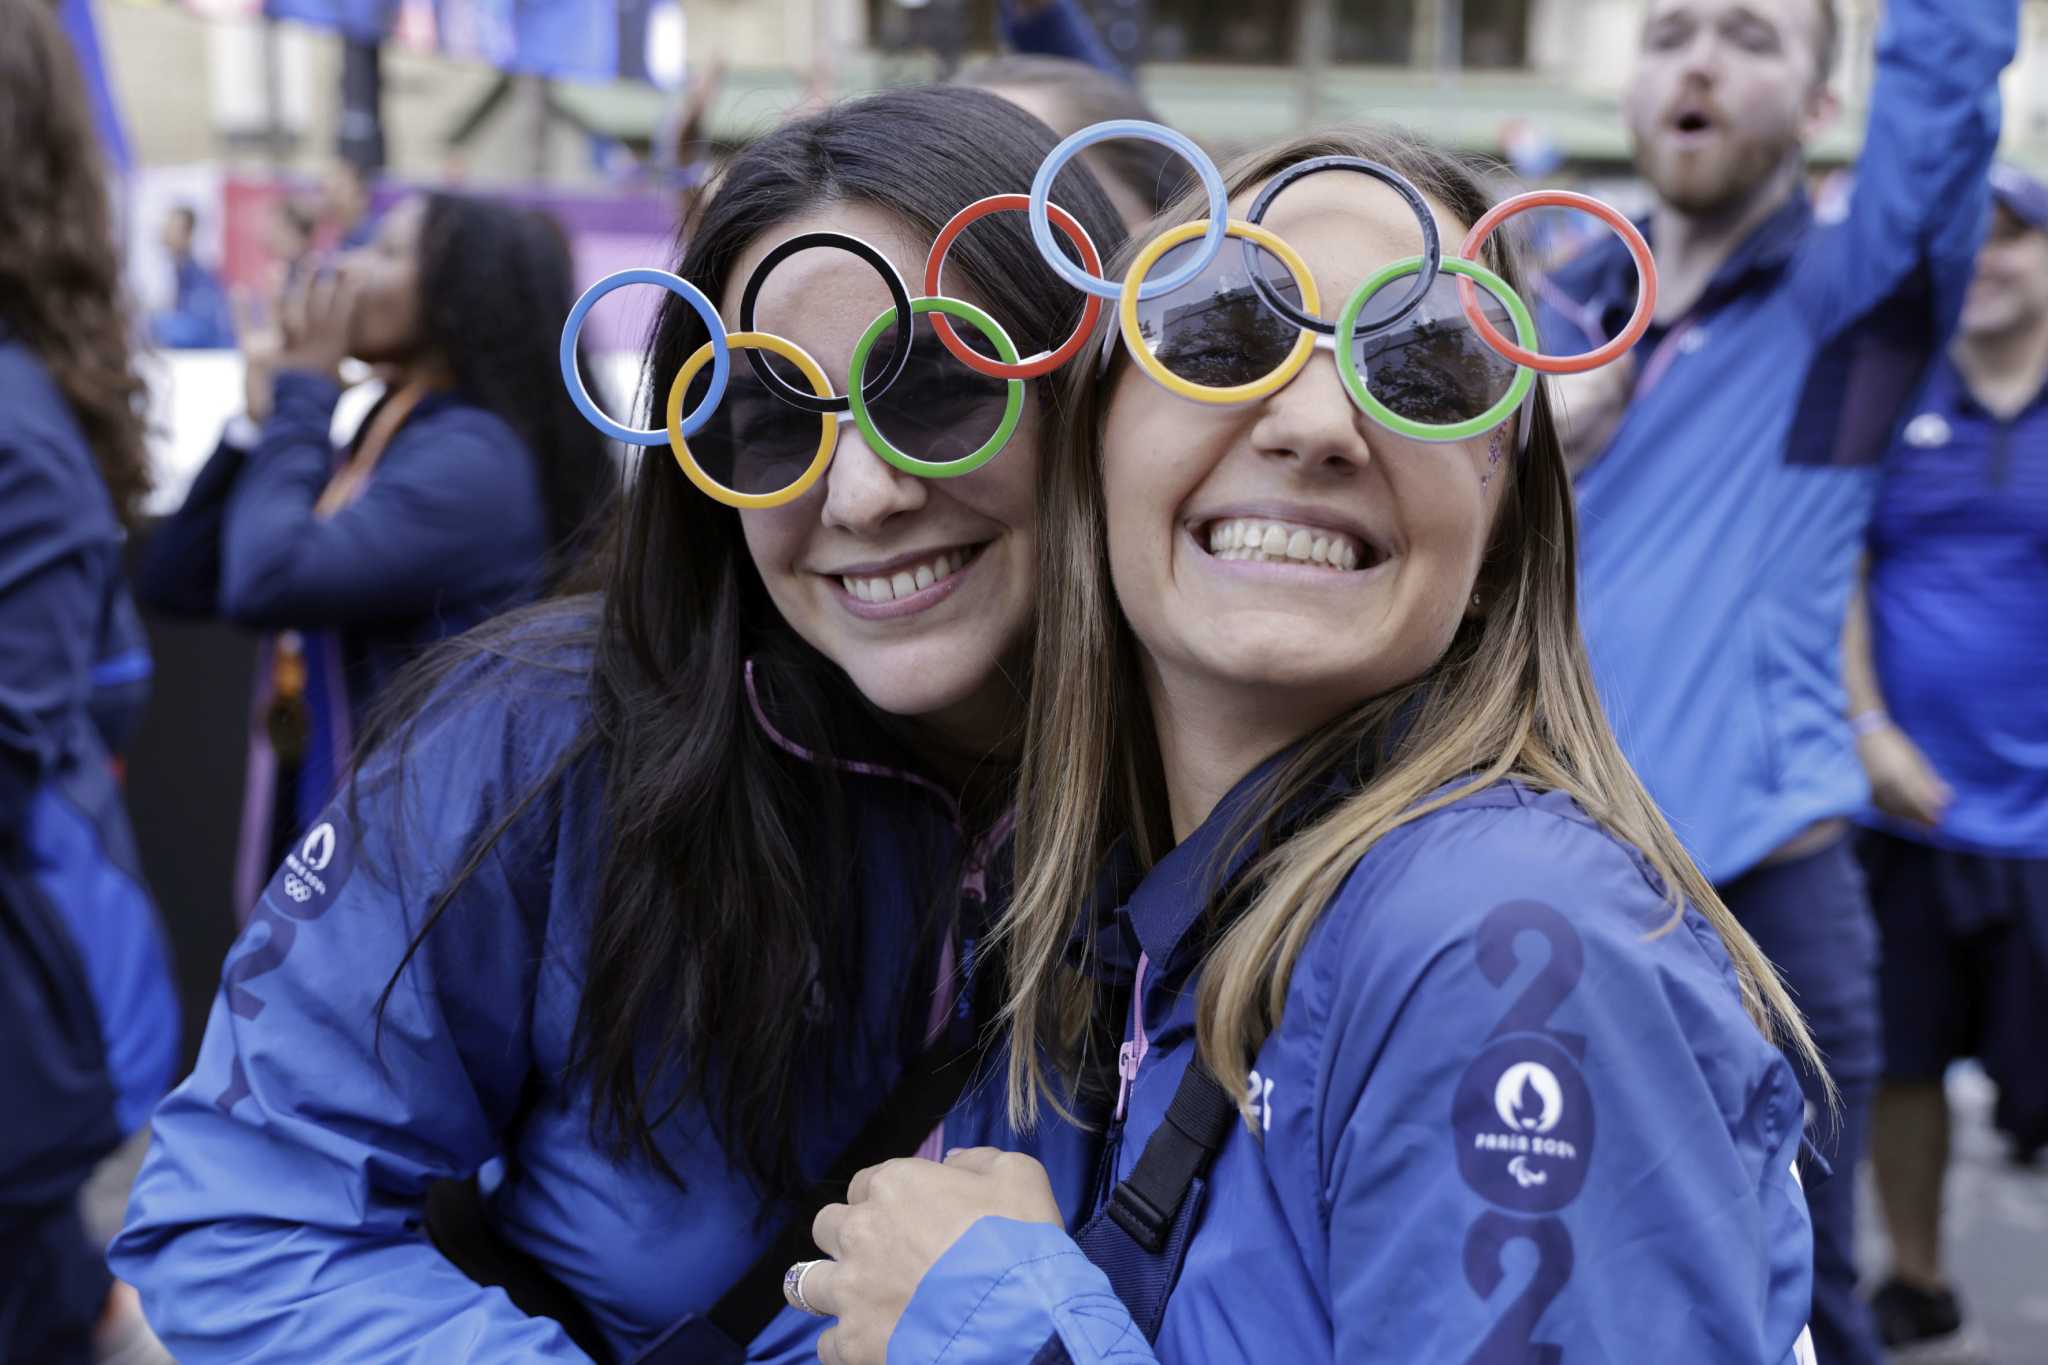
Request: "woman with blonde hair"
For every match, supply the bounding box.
[793,126,1823,1364]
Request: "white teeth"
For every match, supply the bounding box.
[1201,517,1370,571]
[841,546,976,604]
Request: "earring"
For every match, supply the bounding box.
[1471,590,1483,610]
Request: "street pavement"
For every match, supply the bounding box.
[1856,1063,2048,1364]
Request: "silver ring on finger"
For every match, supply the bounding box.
[783,1258,828,1316]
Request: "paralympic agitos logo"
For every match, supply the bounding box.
[1453,1035,1594,1214]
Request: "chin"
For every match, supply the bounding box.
[838,647,1007,725]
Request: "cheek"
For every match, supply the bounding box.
[1099,417,1172,581]
[961,405,1044,529]
[366,268,422,339]
[1392,447,1494,583]
[1736,76,1805,137]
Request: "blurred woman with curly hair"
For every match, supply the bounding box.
[0,0,180,1360]
[139,190,618,911]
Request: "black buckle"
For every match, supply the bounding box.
[1106,1180,1171,1253]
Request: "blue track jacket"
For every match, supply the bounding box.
[887,771,1817,1364]
[139,371,552,737]
[110,608,1096,1362]
[0,336,178,1141]
[137,371,556,906]
[1538,0,2014,881]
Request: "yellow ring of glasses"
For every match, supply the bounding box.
[666,331,836,509]
[1118,218,1323,405]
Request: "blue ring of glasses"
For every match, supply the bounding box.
[561,268,730,446]
[1028,120,1230,301]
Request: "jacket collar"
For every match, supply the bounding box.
[1098,741,1373,977]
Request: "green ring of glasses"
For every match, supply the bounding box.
[848,296,1027,478]
[1335,255,1537,444]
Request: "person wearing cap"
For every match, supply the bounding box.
[1534,3,2016,1362]
[1845,162,2048,1355]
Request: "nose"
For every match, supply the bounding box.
[1673,29,1724,86]
[1247,350,1375,478]
[819,416,928,534]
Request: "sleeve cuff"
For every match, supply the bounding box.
[890,1218,1148,1365]
[271,370,346,415]
[223,414,264,451]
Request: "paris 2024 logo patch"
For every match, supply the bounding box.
[1454,1035,1593,1213]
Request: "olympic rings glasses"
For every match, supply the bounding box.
[558,119,1655,505]
[559,200,1105,509]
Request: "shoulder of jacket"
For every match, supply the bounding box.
[1307,782,1674,988]
[361,602,601,794]
[402,398,528,458]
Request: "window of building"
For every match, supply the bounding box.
[1334,1,1416,64]
[1460,0,1531,69]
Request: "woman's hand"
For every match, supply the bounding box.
[233,286,285,424]
[272,267,359,389]
[803,1148,1063,1365]
[1859,722,1953,828]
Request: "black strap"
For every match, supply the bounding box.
[1067,1062,1238,1343]
[424,1016,991,1362]
[1103,1063,1238,1253]
[425,1173,613,1360]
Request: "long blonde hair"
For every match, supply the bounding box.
[998,125,1827,1130]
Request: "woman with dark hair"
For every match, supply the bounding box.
[138,192,617,912]
[113,86,1124,1364]
[0,0,180,1360]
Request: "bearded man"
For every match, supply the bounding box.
[1535,3,2018,1362]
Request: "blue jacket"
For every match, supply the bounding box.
[999,0,1124,75]
[141,371,553,726]
[1861,356,2048,856]
[111,608,1097,1363]
[151,257,237,351]
[887,771,1816,1363]
[1538,0,2013,881]
[0,336,179,1143]
[138,371,555,884]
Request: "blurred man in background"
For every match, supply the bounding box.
[1847,163,2048,1357]
[1535,2,2017,1361]
[150,203,235,350]
[316,156,376,252]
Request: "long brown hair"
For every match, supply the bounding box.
[365,87,1127,1203]
[0,0,151,525]
[999,126,1827,1129]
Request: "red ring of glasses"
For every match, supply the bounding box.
[1457,190,1657,375]
[923,194,1104,380]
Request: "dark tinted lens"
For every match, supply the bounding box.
[864,313,1012,464]
[682,351,826,496]
[1136,236,1302,389]
[1356,273,1518,427]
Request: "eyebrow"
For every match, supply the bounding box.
[1723,5,1781,36]
[1643,2,1781,35]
